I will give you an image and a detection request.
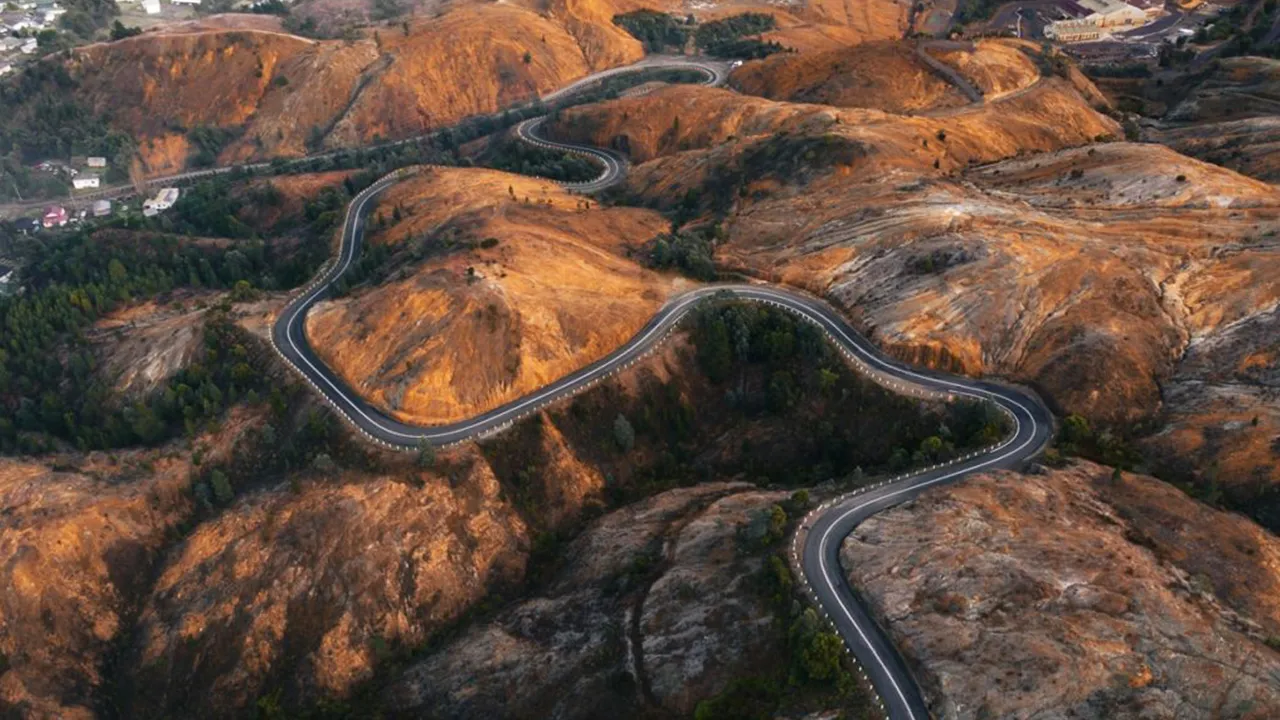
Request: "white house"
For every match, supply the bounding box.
[72,175,100,189]
[0,263,15,295]
[93,199,112,217]
[20,37,38,54]
[86,156,107,168]
[0,63,12,77]
[171,0,202,5]
[141,0,161,13]
[143,187,180,216]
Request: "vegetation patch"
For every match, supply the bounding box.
[642,227,719,280]
[612,10,692,52]
[0,61,136,199]
[475,134,602,183]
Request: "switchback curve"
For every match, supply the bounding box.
[269,58,1052,720]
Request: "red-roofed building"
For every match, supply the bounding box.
[42,206,68,228]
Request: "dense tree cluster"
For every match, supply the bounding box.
[186,126,245,168]
[645,229,717,280]
[953,0,1006,24]
[612,10,692,52]
[693,13,787,59]
[0,220,326,453]
[691,299,1009,479]
[477,135,602,183]
[0,61,135,199]
[1191,1,1279,59]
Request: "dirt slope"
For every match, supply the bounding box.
[385,483,792,718]
[124,455,528,717]
[731,40,970,113]
[51,4,643,175]
[551,72,1114,192]
[550,71,1279,492]
[0,412,260,718]
[303,167,681,426]
[844,461,1280,718]
[1145,57,1280,183]
[731,39,1040,113]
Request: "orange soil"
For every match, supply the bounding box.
[303,167,685,426]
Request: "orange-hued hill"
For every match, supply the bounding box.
[731,40,972,113]
[9,0,918,177]
[53,3,643,176]
[549,58,1280,495]
[1144,57,1280,183]
[303,167,684,426]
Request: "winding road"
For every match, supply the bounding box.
[269,57,1053,719]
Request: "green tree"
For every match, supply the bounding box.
[416,438,436,468]
[797,630,845,682]
[110,20,142,41]
[614,413,635,452]
[312,452,336,474]
[210,470,234,504]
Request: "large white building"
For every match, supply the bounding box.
[1045,0,1158,41]
[143,187,180,216]
[72,175,100,190]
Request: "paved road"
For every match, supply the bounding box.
[270,58,1052,720]
[0,55,728,219]
[514,117,628,193]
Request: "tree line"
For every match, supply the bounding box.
[0,214,335,453]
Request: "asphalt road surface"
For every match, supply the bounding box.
[514,117,628,193]
[271,58,1052,720]
[0,55,728,219]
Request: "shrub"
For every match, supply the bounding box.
[613,413,635,452]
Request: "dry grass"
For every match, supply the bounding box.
[304,167,685,425]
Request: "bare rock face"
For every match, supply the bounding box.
[122,455,528,718]
[843,461,1280,719]
[384,483,788,719]
[1144,304,1280,501]
[0,456,192,719]
[1145,57,1280,182]
[0,408,264,718]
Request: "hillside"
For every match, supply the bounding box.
[1144,57,1280,183]
[730,39,1041,113]
[17,3,642,176]
[303,167,681,426]
[2,281,980,717]
[844,461,1280,718]
[731,40,972,113]
[1,0,922,181]
[548,66,1280,505]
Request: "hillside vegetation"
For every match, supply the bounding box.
[548,42,1280,526]
[304,167,678,426]
[1,4,641,183]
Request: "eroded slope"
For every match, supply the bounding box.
[304,167,680,426]
[843,461,1280,718]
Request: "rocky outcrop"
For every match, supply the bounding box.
[1146,57,1280,182]
[121,455,528,717]
[384,483,789,718]
[0,410,262,718]
[843,461,1280,719]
